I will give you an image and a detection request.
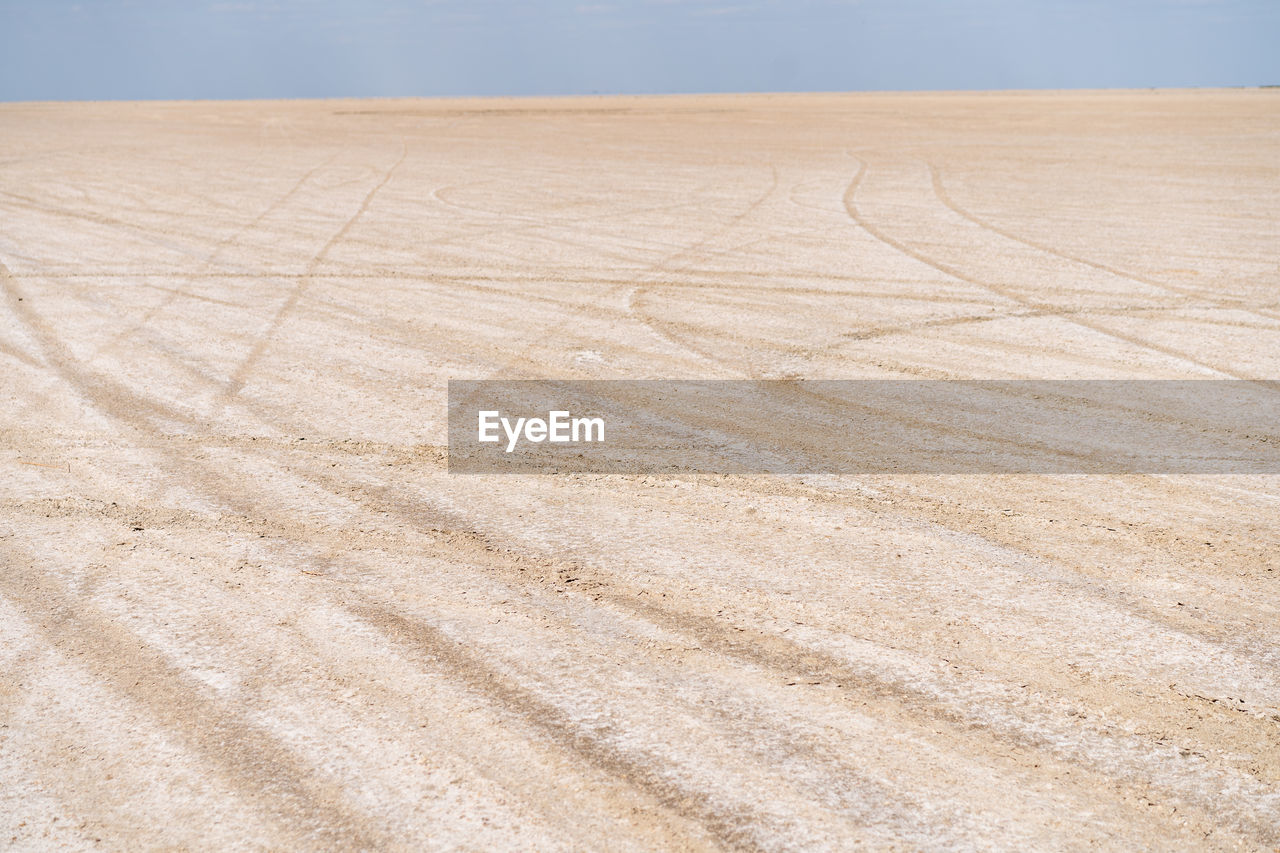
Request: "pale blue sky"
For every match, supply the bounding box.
[2,0,1277,101]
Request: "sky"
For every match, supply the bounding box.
[1,0,1278,101]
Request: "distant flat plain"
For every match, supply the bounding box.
[1,89,1278,850]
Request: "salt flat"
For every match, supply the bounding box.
[1,90,1278,850]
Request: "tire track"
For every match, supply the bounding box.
[0,536,389,851]
[205,151,344,269]
[349,603,779,851]
[16,228,1277,717]
[10,220,1269,701]
[841,153,1278,385]
[220,142,408,401]
[5,339,1276,848]
[0,257,772,848]
[924,158,1280,324]
[279,462,1277,846]
[625,165,784,375]
[1,286,1236,845]
[6,96,1279,848]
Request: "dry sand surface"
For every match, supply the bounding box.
[1,90,1279,850]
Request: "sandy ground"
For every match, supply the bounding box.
[1,90,1278,850]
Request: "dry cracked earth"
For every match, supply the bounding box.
[1,90,1279,850]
